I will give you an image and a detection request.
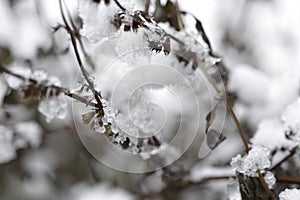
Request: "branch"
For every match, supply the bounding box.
[225,97,250,152]
[0,65,97,108]
[113,0,126,11]
[257,170,276,200]
[58,0,103,110]
[270,146,298,171]
[277,176,300,184]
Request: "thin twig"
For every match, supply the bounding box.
[58,0,102,110]
[114,0,126,11]
[225,97,250,152]
[277,176,300,184]
[270,146,298,171]
[174,0,184,30]
[258,170,276,200]
[144,0,150,14]
[0,65,97,107]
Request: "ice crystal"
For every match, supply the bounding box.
[264,171,276,189]
[115,29,152,63]
[78,0,118,43]
[31,70,61,86]
[38,94,67,122]
[5,66,31,89]
[279,188,300,200]
[230,146,271,177]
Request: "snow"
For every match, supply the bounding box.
[0,121,42,164]
[281,98,300,143]
[250,118,294,150]
[78,0,118,43]
[5,66,31,89]
[14,121,42,149]
[227,178,241,200]
[66,183,136,200]
[0,0,50,59]
[228,64,271,106]
[279,188,300,200]
[190,165,235,182]
[0,125,16,164]
[230,146,271,177]
[115,29,152,63]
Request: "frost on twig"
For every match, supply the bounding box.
[230,146,271,177]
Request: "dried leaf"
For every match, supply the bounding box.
[206,129,226,150]
[205,105,217,133]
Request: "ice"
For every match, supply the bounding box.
[279,188,300,200]
[111,122,119,133]
[5,66,31,89]
[31,70,61,86]
[94,122,106,134]
[78,0,118,43]
[264,171,276,189]
[230,146,271,177]
[115,29,152,63]
[38,94,67,122]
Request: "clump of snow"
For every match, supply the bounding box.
[230,146,271,177]
[66,183,136,200]
[78,0,118,43]
[0,122,43,164]
[190,165,235,182]
[115,29,152,63]
[4,67,67,122]
[228,64,271,106]
[281,98,300,144]
[38,94,67,122]
[279,188,300,200]
[0,125,16,164]
[264,171,276,189]
[228,64,299,127]
[250,118,294,150]
[14,121,42,149]
[227,178,241,200]
[0,0,50,59]
[5,66,31,89]
[31,70,61,86]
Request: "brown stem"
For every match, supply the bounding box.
[225,96,250,152]
[270,147,298,171]
[0,65,97,108]
[144,0,150,14]
[277,176,300,184]
[58,0,103,110]
[114,0,126,11]
[258,170,276,200]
